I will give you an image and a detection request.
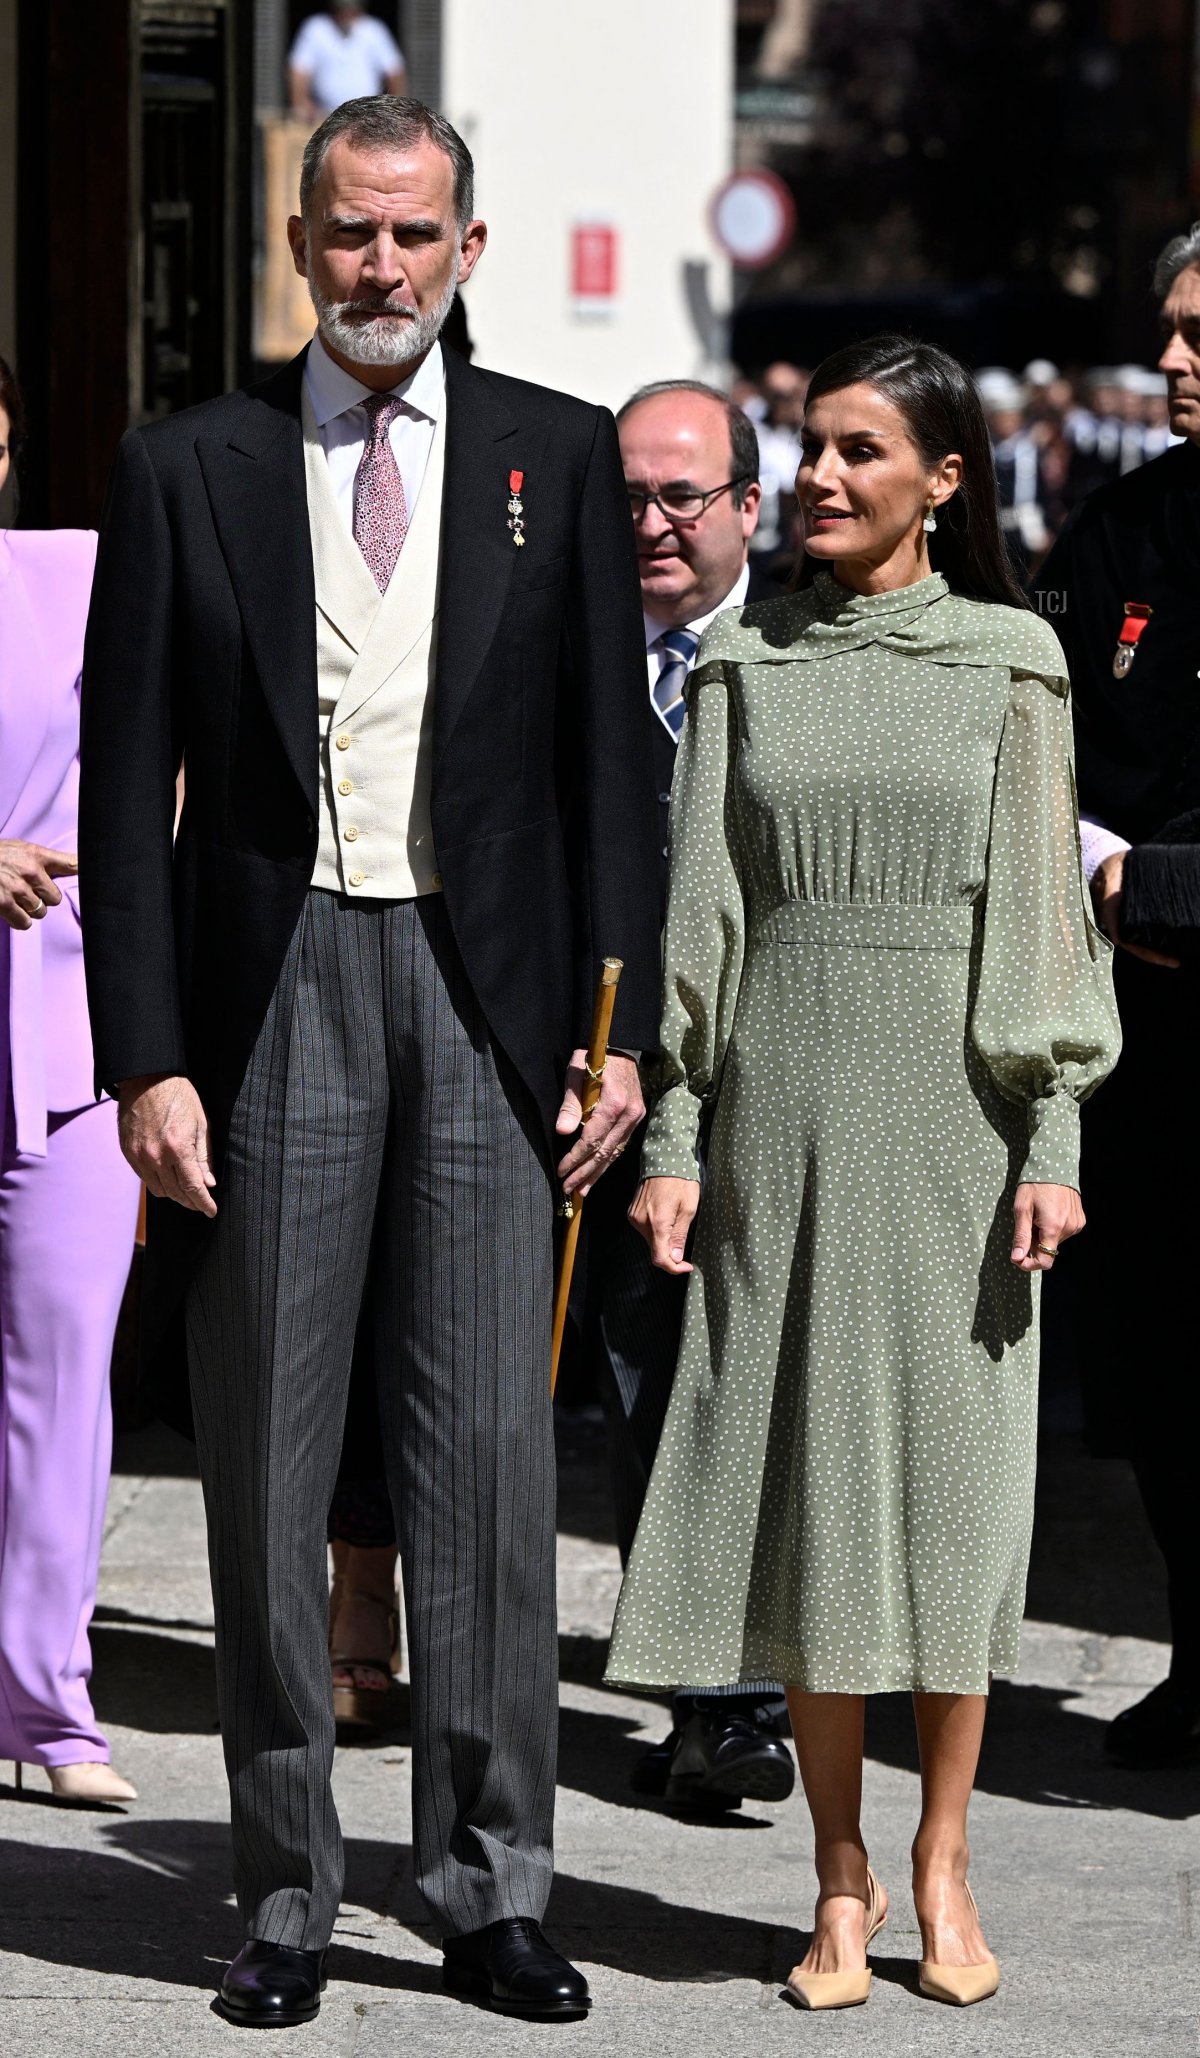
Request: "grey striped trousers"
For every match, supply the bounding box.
[186,889,557,1948]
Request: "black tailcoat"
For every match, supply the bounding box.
[1032,441,1200,1454]
[79,346,662,1421]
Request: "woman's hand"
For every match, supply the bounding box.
[1091,848,1180,968]
[1011,1182,1084,1272]
[0,840,77,930]
[629,1176,701,1275]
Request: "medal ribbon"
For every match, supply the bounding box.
[1116,602,1153,655]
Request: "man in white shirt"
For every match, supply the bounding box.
[289,3,405,119]
[752,359,807,561]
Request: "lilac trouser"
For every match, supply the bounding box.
[0,1098,140,1764]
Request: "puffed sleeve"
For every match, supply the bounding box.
[970,663,1121,1189]
[640,655,747,1180]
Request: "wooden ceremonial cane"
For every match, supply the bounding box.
[550,956,624,1395]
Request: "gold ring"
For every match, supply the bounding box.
[1035,1242,1059,1257]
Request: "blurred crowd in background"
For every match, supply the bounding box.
[737,354,1180,578]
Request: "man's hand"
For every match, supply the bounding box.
[0,840,77,930]
[629,1176,700,1275]
[118,1074,218,1217]
[1092,847,1180,968]
[1011,1182,1084,1272]
[555,1051,645,1197]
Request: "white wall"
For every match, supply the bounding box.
[442,0,733,410]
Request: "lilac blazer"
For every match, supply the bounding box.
[0,528,100,1158]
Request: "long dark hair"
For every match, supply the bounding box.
[793,334,1029,610]
[0,355,26,495]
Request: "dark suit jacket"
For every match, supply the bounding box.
[1032,440,1200,841]
[1030,439,1200,1453]
[79,344,661,1414]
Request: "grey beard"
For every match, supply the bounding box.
[308,270,458,369]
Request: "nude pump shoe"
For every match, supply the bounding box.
[785,1866,887,2010]
[917,1883,1000,2006]
[46,1763,138,1803]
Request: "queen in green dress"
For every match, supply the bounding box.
[606,337,1120,2010]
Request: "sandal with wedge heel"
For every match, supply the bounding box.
[329,1572,400,1734]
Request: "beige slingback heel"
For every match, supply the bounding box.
[785,1866,887,2010]
[917,1883,1000,2005]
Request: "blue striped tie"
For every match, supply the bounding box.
[652,628,700,741]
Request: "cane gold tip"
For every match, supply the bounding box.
[600,958,624,983]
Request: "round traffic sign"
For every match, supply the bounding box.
[710,170,796,270]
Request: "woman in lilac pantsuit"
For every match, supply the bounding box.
[0,361,140,1801]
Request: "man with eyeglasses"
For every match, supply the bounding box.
[580,380,794,1814]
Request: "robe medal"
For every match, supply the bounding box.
[507,469,526,547]
[1112,601,1152,679]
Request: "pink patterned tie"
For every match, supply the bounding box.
[353,393,409,591]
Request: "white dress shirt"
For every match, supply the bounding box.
[644,561,751,698]
[1078,816,1131,884]
[303,332,442,535]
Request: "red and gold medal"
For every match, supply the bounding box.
[1112,601,1152,679]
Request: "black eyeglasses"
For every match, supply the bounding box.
[625,475,753,522]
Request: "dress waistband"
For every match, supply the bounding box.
[751,902,977,950]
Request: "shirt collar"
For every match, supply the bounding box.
[644,559,751,652]
[304,330,444,430]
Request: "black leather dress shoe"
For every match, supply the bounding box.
[630,1724,683,1796]
[1107,1679,1200,1767]
[665,1710,796,1809]
[216,1940,327,2027]
[443,1918,591,2020]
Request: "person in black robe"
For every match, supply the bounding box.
[1031,226,1200,1768]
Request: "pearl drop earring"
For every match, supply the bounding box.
[923,502,938,533]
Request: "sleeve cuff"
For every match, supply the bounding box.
[1020,1090,1081,1190]
[640,1085,703,1181]
[1078,816,1130,884]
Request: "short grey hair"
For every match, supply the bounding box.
[617,379,760,508]
[1153,222,1200,303]
[300,96,475,227]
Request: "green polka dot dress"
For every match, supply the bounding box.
[605,571,1121,1697]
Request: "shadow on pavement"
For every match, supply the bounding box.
[111,1421,200,1481]
[555,1679,1200,1826]
[0,1817,802,1993]
[89,1620,220,1735]
[86,1615,624,1739]
[864,1680,1200,1822]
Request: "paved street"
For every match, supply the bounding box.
[1,1397,1198,2057]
